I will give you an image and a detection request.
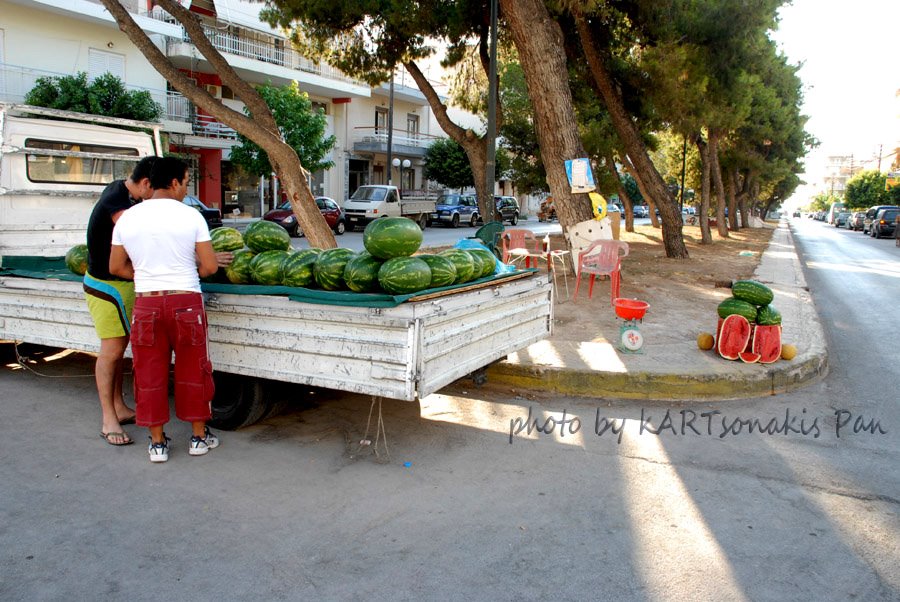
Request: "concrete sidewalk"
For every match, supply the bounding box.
[487,220,828,400]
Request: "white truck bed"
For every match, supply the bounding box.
[0,273,552,401]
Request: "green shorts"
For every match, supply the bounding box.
[83,272,135,339]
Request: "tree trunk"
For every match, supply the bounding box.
[99,0,336,249]
[726,168,739,231]
[606,152,633,232]
[695,135,713,244]
[404,61,496,222]
[572,9,687,258]
[708,129,729,238]
[623,156,660,228]
[499,0,593,231]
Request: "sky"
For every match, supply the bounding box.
[770,0,900,206]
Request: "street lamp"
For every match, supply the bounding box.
[392,158,411,196]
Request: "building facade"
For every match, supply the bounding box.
[0,0,448,215]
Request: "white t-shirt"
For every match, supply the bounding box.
[112,198,211,293]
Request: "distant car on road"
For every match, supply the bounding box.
[863,205,898,234]
[870,208,898,239]
[834,212,851,228]
[263,196,346,237]
[432,193,478,228]
[182,195,223,231]
[633,205,649,218]
[848,211,865,231]
[494,195,520,225]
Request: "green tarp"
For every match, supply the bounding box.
[0,256,537,308]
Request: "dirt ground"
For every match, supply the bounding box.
[545,222,776,350]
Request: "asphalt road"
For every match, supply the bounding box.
[0,218,896,600]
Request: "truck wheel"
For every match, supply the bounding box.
[417,214,428,230]
[209,373,269,430]
[451,214,460,228]
[470,214,480,227]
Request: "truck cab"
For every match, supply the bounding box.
[342,185,434,230]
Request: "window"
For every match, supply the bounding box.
[88,48,125,82]
[406,114,419,139]
[25,139,140,185]
[375,108,388,134]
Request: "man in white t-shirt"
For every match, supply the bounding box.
[110,156,230,463]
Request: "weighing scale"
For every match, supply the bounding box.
[613,298,649,353]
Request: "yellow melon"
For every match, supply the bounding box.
[781,344,797,361]
[697,332,715,351]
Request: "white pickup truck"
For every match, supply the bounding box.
[342,185,436,231]
[0,105,553,429]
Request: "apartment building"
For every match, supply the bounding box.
[0,0,445,215]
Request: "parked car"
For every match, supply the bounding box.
[793,210,801,218]
[494,195,520,225]
[870,208,898,239]
[848,211,865,231]
[834,211,851,228]
[432,193,478,227]
[633,205,649,218]
[862,205,898,234]
[263,196,346,237]
[182,195,223,231]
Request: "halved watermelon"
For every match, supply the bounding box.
[717,314,752,361]
[739,351,761,363]
[752,324,782,364]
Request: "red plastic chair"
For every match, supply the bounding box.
[573,240,629,304]
[501,229,546,268]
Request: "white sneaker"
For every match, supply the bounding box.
[189,427,219,456]
[149,435,171,463]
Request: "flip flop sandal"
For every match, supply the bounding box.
[100,431,134,446]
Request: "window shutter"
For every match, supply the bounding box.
[88,48,125,81]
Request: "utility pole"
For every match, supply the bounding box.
[877,144,883,172]
[386,75,395,186]
[484,0,499,218]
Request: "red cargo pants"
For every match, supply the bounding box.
[131,292,215,427]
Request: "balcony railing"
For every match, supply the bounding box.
[193,114,237,139]
[178,24,363,87]
[352,127,440,149]
[0,62,190,123]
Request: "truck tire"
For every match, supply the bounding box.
[470,213,480,227]
[451,214,460,228]
[417,213,428,230]
[209,373,269,430]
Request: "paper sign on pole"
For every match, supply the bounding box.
[564,158,596,193]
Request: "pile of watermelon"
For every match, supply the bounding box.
[206,217,500,295]
[701,279,791,364]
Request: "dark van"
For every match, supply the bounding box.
[862,205,897,234]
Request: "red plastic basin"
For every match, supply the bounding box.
[614,298,649,320]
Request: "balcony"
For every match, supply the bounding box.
[0,62,190,125]
[167,23,370,98]
[352,127,439,158]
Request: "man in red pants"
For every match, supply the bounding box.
[109,156,229,463]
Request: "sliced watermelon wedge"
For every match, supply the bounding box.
[752,324,782,364]
[739,351,761,363]
[717,314,752,361]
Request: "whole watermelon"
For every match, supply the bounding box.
[466,250,485,281]
[244,220,291,253]
[468,248,497,278]
[343,252,383,293]
[282,248,322,287]
[717,298,758,322]
[250,250,290,285]
[418,255,457,288]
[439,249,476,283]
[732,280,774,306]
[756,305,782,326]
[210,227,244,252]
[225,249,255,284]
[65,244,89,276]
[363,217,423,259]
[313,248,356,290]
[378,257,432,295]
